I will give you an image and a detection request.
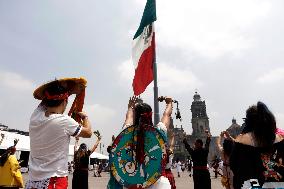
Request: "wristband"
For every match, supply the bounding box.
[82,115,88,120]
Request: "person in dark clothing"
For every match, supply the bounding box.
[72,136,101,189]
[97,162,103,177]
[187,158,192,177]
[212,156,220,178]
[230,102,284,189]
[183,131,211,189]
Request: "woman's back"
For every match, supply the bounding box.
[230,133,284,189]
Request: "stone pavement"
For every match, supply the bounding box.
[23,170,223,189]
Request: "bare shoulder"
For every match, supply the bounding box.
[235,133,246,142]
[235,133,283,146]
[235,133,254,146]
[275,134,284,143]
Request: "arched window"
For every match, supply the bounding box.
[200,126,203,133]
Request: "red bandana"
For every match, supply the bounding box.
[140,112,152,119]
[44,91,69,100]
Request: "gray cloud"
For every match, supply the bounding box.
[0,0,284,148]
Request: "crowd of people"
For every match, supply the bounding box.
[0,78,284,189]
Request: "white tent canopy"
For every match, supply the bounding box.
[69,145,108,160]
[0,131,108,160]
[90,151,109,160]
[0,131,30,151]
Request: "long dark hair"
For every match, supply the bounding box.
[223,139,233,156]
[0,146,16,166]
[134,103,153,126]
[245,101,276,148]
[134,103,153,164]
[74,143,88,169]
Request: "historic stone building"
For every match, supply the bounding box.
[226,118,242,138]
[191,92,210,137]
[170,123,187,160]
[172,92,219,163]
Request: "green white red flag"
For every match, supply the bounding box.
[132,0,156,96]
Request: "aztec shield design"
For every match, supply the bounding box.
[110,125,166,188]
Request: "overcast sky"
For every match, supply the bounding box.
[1,0,284,153]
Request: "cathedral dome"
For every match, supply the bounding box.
[226,118,241,138]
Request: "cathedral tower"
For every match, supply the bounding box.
[191,92,210,137]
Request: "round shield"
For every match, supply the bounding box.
[110,125,166,188]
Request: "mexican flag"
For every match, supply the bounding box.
[132,0,156,96]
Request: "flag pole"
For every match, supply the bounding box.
[153,0,159,126]
[153,45,159,126]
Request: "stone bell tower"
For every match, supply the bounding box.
[191,92,210,137]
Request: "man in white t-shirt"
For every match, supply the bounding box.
[25,80,92,189]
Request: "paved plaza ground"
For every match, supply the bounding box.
[23,170,223,189]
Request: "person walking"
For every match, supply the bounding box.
[25,78,92,189]
[97,162,103,177]
[183,130,212,189]
[176,159,182,178]
[212,156,220,178]
[187,158,192,177]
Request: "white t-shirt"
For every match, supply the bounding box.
[176,161,182,173]
[28,105,82,181]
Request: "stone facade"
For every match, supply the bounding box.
[226,118,242,138]
[191,92,210,137]
[172,92,219,164]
